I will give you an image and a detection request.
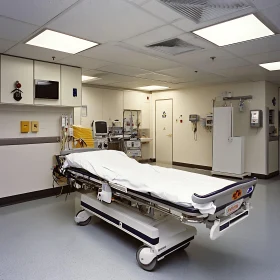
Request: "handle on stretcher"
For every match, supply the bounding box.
[191,178,257,204]
[210,204,250,240]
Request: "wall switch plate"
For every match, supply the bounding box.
[21,121,30,133]
[31,121,39,132]
[73,88,77,97]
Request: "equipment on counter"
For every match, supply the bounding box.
[92,120,108,150]
[123,110,141,158]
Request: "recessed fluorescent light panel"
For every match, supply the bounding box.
[259,62,280,71]
[136,85,169,91]
[26,30,98,54]
[82,76,101,82]
[193,14,274,46]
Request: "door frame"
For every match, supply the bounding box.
[155,98,173,163]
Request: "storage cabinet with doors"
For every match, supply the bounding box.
[0,55,34,105]
[34,61,61,106]
[61,65,82,107]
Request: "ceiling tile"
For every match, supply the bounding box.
[0,38,16,53]
[80,44,182,71]
[108,79,171,89]
[171,47,236,65]
[96,64,150,76]
[157,66,199,78]
[47,0,165,44]
[157,66,224,82]
[0,16,38,42]
[172,7,255,33]
[125,0,151,6]
[82,69,104,76]
[6,44,69,62]
[141,0,184,23]
[260,4,280,30]
[213,65,268,78]
[87,73,140,85]
[58,55,111,69]
[225,35,280,57]
[0,0,79,26]
[136,72,185,83]
[245,50,280,64]
[123,25,184,47]
[196,57,252,73]
[251,0,280,10]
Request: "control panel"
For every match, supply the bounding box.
[250,110,263,128]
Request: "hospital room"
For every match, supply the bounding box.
[1,0,280,279]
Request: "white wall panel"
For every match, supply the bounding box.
[34,61,61,106]
[1,55,34,105]
[61,66,82,107]
[0,143,60,198]
[0,105,72,138]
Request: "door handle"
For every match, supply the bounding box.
[167,134,172,137]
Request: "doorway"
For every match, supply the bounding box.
[155,99,173,164]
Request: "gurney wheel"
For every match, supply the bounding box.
[136,245,158,271]
[75,210,92,226]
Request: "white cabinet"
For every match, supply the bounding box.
[61,65,81,107]
[0,55,33,105]
[34,61,61,106]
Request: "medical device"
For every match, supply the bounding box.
[189,114,199,141]
[61,114,74,151]
[93,121,108,136]
[206,114,213,127]
[92,120,108,150]
[250,110,262,128]
[189,114,199,122]
[123,110,141,157]
[55,149,257,271]
[124,139,141,157]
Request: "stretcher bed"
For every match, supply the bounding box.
[57,149,257,271]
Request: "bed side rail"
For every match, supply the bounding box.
[191,178,257,205]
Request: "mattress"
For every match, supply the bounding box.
[63,150,235,214]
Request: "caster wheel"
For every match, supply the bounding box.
[75,210,92,226]
[181,242,190,250]
[136,245,158,271]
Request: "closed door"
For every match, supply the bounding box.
[156,99,173,164]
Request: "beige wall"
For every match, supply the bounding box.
[81,86,152,159]
[152,81,268,174]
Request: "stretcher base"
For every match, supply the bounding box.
[75,193,197,271]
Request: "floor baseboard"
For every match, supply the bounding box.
[0,185,74,207]
[172,161,212,171]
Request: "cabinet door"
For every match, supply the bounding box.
[61,65,81,107]
[1,55,33,105]
[34,61,61,106]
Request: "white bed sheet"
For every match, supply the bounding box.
[63,150,235,214]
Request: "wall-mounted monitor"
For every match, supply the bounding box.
[35,80,59,100]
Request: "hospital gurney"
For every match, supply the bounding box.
[56,149,257,271]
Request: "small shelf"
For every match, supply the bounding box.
[140,138,152,143]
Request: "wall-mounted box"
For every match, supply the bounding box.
[21,121,30,133]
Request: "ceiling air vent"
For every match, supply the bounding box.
[157,0,254,23]
[146,38,203,55]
